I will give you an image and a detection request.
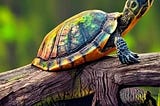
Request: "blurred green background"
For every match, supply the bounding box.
[0,0,160,72]
[0,0,160,105]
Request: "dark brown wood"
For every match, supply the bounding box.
[0,52,160,106]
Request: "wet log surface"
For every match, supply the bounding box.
[0,52,160,106]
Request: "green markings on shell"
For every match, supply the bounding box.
[40,60,47,68]
[57,11,106,57]
[39,60,49,70]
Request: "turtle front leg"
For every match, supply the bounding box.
[114,36,140,64]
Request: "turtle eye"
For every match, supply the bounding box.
[129,0,139,13]
[130,1,138,9]
[131,2,137,8]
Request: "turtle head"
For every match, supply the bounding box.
[123,0,154,18]
[121,0,154,35]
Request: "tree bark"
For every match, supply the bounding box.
[0,52,160,106]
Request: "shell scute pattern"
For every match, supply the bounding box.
[32,10,111,71]
[57,11,107,57]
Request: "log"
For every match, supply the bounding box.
[0,52,160,106]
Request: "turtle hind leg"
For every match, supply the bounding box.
[114,36,140,64]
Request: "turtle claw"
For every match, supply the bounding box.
[131,52,139,58]
[118,51,140,65]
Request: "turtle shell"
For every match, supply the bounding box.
[32,10,120,71]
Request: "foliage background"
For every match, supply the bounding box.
[0,0,159,104]
[0,0,160,72]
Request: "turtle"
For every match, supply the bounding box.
[32,0,154,71]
